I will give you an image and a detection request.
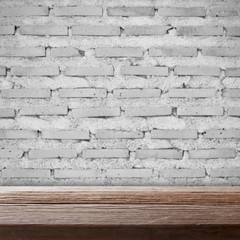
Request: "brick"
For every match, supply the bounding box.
[71,107,120,118]
[0,66,6,76]
[113,89,161,98]
[0,149,24,159]
[224,89,240,98]
[0,7,49,16]
[54,169,101,179]
[151,129,198,139]
[226,68,240,77]
[210,168,240,178]
[0,47,45,57]
[2,169,50,178]
[210,7,238,17]
[72,25,120,36]
[107,7,155,17]
[205,129,240,139]
[60,88,107,98]
[124,25,171,36]
[96,130,144,139]
[161,169,205,178]
[54,6,102,16]
[189,149,236,159]
[106,169,152,178]
[202,47,240,57]
[168,88,216,98]
[174,66,220,76]
[227,27,240,37]
[0,130,37,139]
[125,107,172,117]
[177,26,223,36]
[0,108,15,118]
[64,67,113,76]
[29,149,78,159]
[228,107,240,116]
[20,106,68,116]
[0,26,15,35]
[51,47,84,58]
[42,130,90,140]
[1,89,50,98]
[11,67,59,76]
[135,149,183,159]
[120,66,168,76]
[95,47,143,58]
[149,47,197,57]
[158,7,206,17]
[177,107,223,116]
[19,26,68,36]
[82,149,129,159]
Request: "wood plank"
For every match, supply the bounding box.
[0,204,240,226]
[0,186,240,205]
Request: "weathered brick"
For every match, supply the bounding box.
[161,169,205,178]
[124,25,171,36]
[0,47,45,57]
[0,7,49,16]
[205,129,240,139]
[95,47,143,58]
[106,169,152,178]
[54,169,101,178]
[1,89,51,98]
[0,66,6,76]
[64,67,113,76]
[177,107,223,116]
[224,89,240,98]
[227,27,240,37]
[151,129,198,139]
[113,89,161,98]
[210,7,238,17]
[0,26,15,35]
[51,47,84,58]
[19,26,68,36]
[0,130,37,139]
[82,149,129,159]
[60,88,107,98]
[0,149,24,159]
[189,149,236,159]
[174,66,220,76]
[125,107,172,117]
[11,67,59,76]
[168,88,216,98]
[120,66,168,76]
[158,7,206,17]
[202,47,240,57]
[226,68,240,77]
[29,149,78,159]
[72,25,120,36]
[20,106,68,116]
[210,168,240,178]
[135,149,183,159]
[42,130,90,140]
[228,107,240,116]
[149,47,197,57]
[2,169,50,178]
[54,6,102,16]
[96,130,143,139]
[71,107,120,118]
[177,26,223,36]
[0,108,15,118]
[107,7,155,17]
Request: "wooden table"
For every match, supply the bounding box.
[0,186,239,239]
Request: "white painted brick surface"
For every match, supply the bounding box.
[124,26,171,36]
[95,48,143,58]
[29,149,78,159]
[0,26,15,35]
[168,89,216,98]
[224,89,240,98]
[51,48,83,57]
[0,47,45,57]
[113,89,161,98]
[19,26,68,36]
[54,169,101,178]
[42,130,90,140]
[11,67,59,76]
[177,26,223,36]
[125,107,172,117]
[54,6,102,16]
[177,107,224,116]
[1,89,51,98]
[226,68,240,77]
[205,129,240,139]
[64,67,113,76]
[149,47,197,57]
[0,149,24,159]
[120,66,168,76]
[174,66,220,76]
[82,149,129,159]
[0,130,37,139]
[210,168,240,178]
[158,7,206,17]
[60,88,107,98]
[0,108,15,118]
[202,47,240,57]
[20,106,68,116]
[106,169,152,178]
[135,149,183,159]
[96,130,143,139]
[0,66,6,76]
[107,7,155,16]
[161,169,206,178]
[2,169,50,178]
[151,129,198,139]
[0,7,49,16]
[72,26,120,36]
[189,149,236,159]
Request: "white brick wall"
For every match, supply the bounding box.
[0,0,239,186]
